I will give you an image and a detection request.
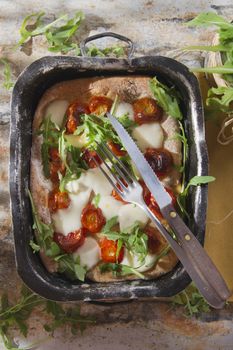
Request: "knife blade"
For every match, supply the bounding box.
[107,112,171,209]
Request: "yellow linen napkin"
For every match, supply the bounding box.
[198,74,233,301]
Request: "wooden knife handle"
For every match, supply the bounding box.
[161,204,231,301]
[143,204,227,308]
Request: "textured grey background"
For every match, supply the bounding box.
[0,0,233,349]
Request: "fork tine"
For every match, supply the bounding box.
[96,149,128,191]
[98,142,135,184]
[91,156,125,198]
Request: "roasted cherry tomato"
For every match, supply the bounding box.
[149,187,176,220]
[48,189,71,213]
[144,226,164,254]
[89,96,113,115]
[82,149,102,168]
[107,141,126,157]
[99,238,124,263]
[53,229,86,253]
[133,97,163,125]
[49,161,65,184]
[66,101,90,134]
[144,148,173,179]
[111,179,128,204]
[49,147,60,162]
[139,180,151,206]
[81,204,106,233]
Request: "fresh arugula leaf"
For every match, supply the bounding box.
[28,190,60,257]
[29,240,40,253]
[206,86,233,112]
[17,11,84,54]
[149,77,183,120]
[76,113,123,149]
[86,45,125,57]
[118,114,137,130]
[0,59,14,90]
[44,300,94,335]
[186,12,233,89]
[186,12,233,28]
[39,116,61,178]
[55,254,87,281]
[102,216,118,233]
[101,221,148,263]
[172,282,211,317]
[45,12,84,53]
[92,193,101,208]
[0,286,95,348]
[177,176,215,218]
[99,262,145,279]
[191,64,233,75]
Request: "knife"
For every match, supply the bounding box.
[107,112,231,304]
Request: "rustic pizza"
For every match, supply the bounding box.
[30,76,182,282]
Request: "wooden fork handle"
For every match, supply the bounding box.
[160,203,231,301]
[142,204,231,308]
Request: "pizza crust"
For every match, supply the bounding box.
[31,76,181,282]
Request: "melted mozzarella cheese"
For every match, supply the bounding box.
[115,102,134,120]
[65,133,88,148]
[98,195,123,221]
[73,237,100,270]
[132,123,164,152]
[121,248,157,272]
[118,204,148,231]
[65,173,86,194]
[52,189,91,236]
[82,168,113,196]
[45,100,69,127]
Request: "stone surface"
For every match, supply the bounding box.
[0,0,233,349]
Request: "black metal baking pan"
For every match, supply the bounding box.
[10,35,208,302]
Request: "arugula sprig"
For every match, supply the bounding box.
[172,282,211,316]
[99,263,145,279]
[17,11,84,53]
[44,301,95,335]
[101,219,148,264]
[38,116,61,178]
[28,190,60,257]
[177,176,215,217]
[149,77,183,120]
[186,13,233,85]
[0,59,14,91]
[54,254,87,282]
[0,285,95,349]
[86,45,125,58]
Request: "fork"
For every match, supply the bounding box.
[93,142,231,309]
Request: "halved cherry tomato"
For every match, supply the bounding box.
[149,187,176,220]
[107,141,126,157]
[48,189,71,213]
[133,97,163,125]
[144,226,164,254]
[99,238,124,263]
[66,101,90,134]
[82,149,102,168]
[81,204,106,233]
[53,229,86,253]
[144,148,173,179]
[89,96,113,115]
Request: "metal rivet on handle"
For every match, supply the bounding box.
[185,234,191,241]
[170,211,177,218]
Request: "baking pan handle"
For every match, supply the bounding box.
[80,32,135,58]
